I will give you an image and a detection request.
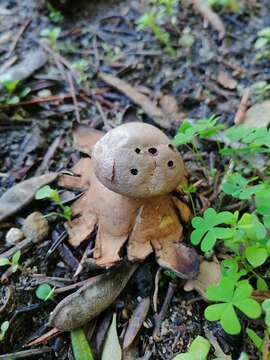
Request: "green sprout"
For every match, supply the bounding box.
[40,27,61,45]
[0,250,22,273]
[35,185,72,222]
[35,283,55,301]
[208,0,241,12]
[172,335,211,360]
[47,2,64,23]
[255,27,270,60]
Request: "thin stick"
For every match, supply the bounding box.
[67,71,81,123]
[7,19,31,57]
[234,87,251,125]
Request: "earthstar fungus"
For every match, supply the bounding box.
[64,122,199,279]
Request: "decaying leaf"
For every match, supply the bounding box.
[192,0,226,39]
[184,260,221,300]
[99,72,171,129]
[58,158,92,190]
[73,124,105,156]
[49,262,138,331]
[0,172,58,221]
[0,49,48,89]
[101,313,122,360]
[217,71,237,90]
[64,122,199,279]
[123,297,150,349]
[243,100,270,128]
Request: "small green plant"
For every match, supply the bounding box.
[0,250,22,273]
[191,208,234,252]
[0,321,9,341]
[35,185,72,221]
[255,27,270,60]
[205,274,261,334]
[36,283,55,301]
[136,0,177,56]
[40,27,61,45]
[208,0,240,12]
[47,2,64,23]
[222,173,264,200]
[252,81,270,98]
[101,43,122,65]
[172,335,210,360]
[0,79,31,104]
[172,115,224,147]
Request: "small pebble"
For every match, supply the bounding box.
[5,227,24,245]
[37,89,52,98]
[22,212,49,243]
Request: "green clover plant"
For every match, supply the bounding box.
[0,250,22,273]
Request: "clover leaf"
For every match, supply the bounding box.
[172,335,210,360]
[222,173,264,200]
[255,189,270,229]
[191,208,234,252]
[205,278,261,335]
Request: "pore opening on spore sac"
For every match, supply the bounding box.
[148,147,157,155]
[167,160,174,168]
[130,168,138,175]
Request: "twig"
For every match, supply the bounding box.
[27,328,60,347]
[234,87,251,125]
[153,268,162,313]
[0,347,51,359]
[35,136,62,175]
[0,94,73,109]
[152,282,176,340]
[67,71,81,123]
[263,330,269,360]
[7,19,31,58]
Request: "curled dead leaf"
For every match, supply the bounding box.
[73,124,105,156]
[123,297,150,349]
[184,260,221,300]
[49,262,138,331]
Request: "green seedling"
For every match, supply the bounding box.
[246,328,263,352]
[191,207,234,252]
[136,0,177,57]
[36,283,55,301]
[173,115,224,147]
[47,2,64,23]
[0,250,22,273]
[208,0,240,12]
[222,125,270,155]
[40,27,61,44]
[35,185,72,222]
[0,321,9,341]
[0,79,31,104]
[172,335,210,360]
[222,173,264,200]
[101,43,122,65]
[262,299,270,331]
[255,27,270,60]
[205,275,261,334]
[255,188,270,228]
[252,81,270,98]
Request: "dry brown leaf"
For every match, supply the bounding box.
[123,297,150,349]
[217,71,237,90]
[192,0,226,39]
[49,262,138,331]
[73,124,105,155]
[99,72,171,129]
[0,173,58,222]
[58,158,92,190]
[243,100,270,128]
[184,260,221,299]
